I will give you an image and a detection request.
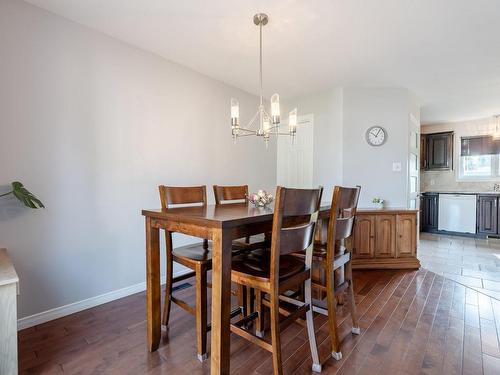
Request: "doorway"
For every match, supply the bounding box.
[277,114,314,188]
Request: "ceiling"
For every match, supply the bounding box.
[25,0,500,124]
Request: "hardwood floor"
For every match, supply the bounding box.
[18,267,500,374]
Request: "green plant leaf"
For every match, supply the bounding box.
[11,181,45,209]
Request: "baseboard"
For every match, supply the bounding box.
[17,269,192,331]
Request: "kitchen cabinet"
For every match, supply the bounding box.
[374,215,396,258]
[397,214,417,257]
[350,209,420,269]
[420,134,427,169]
[421,132,453,171]
[420,193,439,232]
[477,195,499,235]
[352,215,375,258]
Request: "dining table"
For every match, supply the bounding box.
[142,202,332,375]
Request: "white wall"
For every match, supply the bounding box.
[285,88,343,201]
[342,88,418,207]
[289,87,420,208]
[0,0,276,319]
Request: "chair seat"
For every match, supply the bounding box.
[232,233,268,252]
[231,252,305,281]
[173,243,212,266]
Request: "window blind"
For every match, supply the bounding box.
[461,135,500,156]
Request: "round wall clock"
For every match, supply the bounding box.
[365,126,387,146]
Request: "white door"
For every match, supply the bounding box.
[277,114,314,188]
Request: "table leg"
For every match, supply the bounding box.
[146,217,161,352]
[210,228,233,375]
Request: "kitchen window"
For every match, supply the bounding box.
[459,136,500,180]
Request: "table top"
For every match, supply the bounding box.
[142,203,418,228]
[0,248,19,287]
[143,203,282,228]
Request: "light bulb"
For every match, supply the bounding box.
[271,93,280,124]
[230,98,239,126]
[263,115,270,137]
[288,108,297,135]
[231,98,239,138]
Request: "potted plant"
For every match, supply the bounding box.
[372,197,384,209]
[0,181,44,208]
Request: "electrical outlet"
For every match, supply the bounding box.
[392,162,402,172]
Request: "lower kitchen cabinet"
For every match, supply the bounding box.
[351,209,420,269]
[477,195,499,235]
[420,193,439,232]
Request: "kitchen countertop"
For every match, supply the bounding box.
[422,191,500,195]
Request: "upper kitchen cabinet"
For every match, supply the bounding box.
[421,132,454,170]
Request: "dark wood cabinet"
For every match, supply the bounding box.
[477,195,498,235]
[421,132,453,171]
[420,193,439,232]
[420,134,427,169]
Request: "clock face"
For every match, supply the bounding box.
[366,126,387,146]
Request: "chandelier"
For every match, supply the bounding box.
[230,13,298,144]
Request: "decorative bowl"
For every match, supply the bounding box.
[248,190,274,207]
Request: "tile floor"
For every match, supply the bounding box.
[419,232,500,300]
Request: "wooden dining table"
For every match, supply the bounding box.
[142,203,331,375]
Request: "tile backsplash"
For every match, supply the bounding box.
[421,118,500,192]
[421,170,497,192]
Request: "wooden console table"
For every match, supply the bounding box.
[350,208,420,269]
[0,248,19,375]
[316,207,420,270]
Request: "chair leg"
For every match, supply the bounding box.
[255,289,264,338]
[345,260,360,334]
[270,293,283,375]
[237,284,245,319]
[327,268,342,360]
[304,279,322,373]
[162,250,173,327]
[246,287,254,316]
[195,264,208,362]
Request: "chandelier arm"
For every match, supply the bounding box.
[237,127,258,133]
[237,132,259,137]
[245,109,261,130]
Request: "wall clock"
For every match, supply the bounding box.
[366,126,387,146]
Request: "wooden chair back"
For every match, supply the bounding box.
[158,185,208,249]
[159,186,207,208]
[270,186,323,286]
[213,185,248,205]
[326,186,361,261]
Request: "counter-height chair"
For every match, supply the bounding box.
[312,185,361,360]
[213,184,268,252]
[230,186,324,375]
[159,185,211,361]
[213,184,269,317]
